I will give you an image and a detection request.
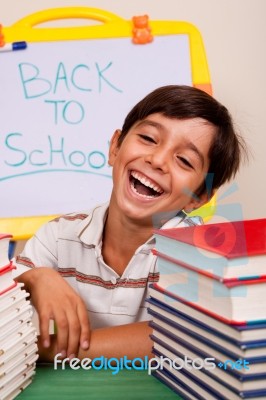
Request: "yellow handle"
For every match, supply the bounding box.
[12,7,125,28]
[3,7,129,42]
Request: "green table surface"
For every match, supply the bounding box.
[17,363,181,400]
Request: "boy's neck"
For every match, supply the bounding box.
[102,202,153,276]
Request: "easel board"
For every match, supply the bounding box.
[0,7,211,239]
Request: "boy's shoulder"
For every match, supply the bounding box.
[52,212,90,224]
[47,203,109,244]
[51,203,108,225]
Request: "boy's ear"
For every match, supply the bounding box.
[108,129,121,166]
[183,189,215,214]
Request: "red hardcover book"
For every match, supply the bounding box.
[154,218,266,280]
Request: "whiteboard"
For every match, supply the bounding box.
[0,35,192,217]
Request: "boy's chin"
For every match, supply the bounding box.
[117,203,154,224]
[118,202,180,228]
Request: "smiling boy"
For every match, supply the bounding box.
[13,85,246,362]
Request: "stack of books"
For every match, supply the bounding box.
[0,234,38,400]
[148,218,266,399]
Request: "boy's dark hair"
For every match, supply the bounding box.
[118,85,247,194]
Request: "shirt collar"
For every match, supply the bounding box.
[77,202,109,246]
[77,204,200,249]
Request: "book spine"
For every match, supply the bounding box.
[0,261,15,275]
[0,281,17,296]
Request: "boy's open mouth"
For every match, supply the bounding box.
[129,170,164,199]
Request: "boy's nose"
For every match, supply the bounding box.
[144,150,169,173]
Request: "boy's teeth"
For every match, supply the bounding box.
[131,171,163,193]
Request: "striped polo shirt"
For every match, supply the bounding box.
[14,203,201,329]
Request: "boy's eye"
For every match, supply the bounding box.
[138,134,156,143]
[178,156,194,169]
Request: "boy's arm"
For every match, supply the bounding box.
[16,267,90,358]
[38,321,153,362]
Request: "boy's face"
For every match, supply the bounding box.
[109,113,215,224]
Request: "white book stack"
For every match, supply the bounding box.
[0,234,38,400]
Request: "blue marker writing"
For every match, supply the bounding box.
[0,41,27,53]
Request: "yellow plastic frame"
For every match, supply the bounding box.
[1,7,214,240]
